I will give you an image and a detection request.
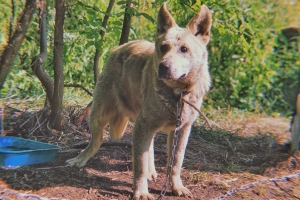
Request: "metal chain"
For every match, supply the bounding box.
[157,93,184,200]
[216,171,300,200]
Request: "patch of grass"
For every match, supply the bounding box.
[217,182,229,190]
[234,192,250,198]
[2,86,92,112]
[227,161,242,173]
[216,164,223,172]
[257,183,267,196]
[63,87,92,107]
[185,160,195,170]
[200,105,290,138]
[189,171,206,183]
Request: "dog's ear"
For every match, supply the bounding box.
[187,5,212,45]
[157,3,176,35]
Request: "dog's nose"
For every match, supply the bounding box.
[158,62,171,79]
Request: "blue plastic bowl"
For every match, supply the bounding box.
[0,136,60,168]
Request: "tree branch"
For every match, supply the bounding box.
[9,0,15,40]
[31,57,54,102]
[0,0,36,88]
[64,84,93,96]
[93,0,115,84]
[31,0,54,105]
[38,0,47,58]
[119,0,132,45]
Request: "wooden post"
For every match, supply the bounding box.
[291,76,300,153]
[0,105,3,135]
[291,116,300,153]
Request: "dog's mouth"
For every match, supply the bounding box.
[158,71,171,80]
[179,73,187,79]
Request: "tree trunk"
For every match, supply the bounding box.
[50,0,65,130]
[0,0,36,88]
[31,0,54,105]
[93,0,115,84]
[119,0,132,45]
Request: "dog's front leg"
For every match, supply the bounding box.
[168,124,193,198]
[132,116,156,200]
[148,137,157,181]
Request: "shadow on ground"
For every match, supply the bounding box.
[0,123,296,199]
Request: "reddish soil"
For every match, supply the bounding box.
[0,105,299,200]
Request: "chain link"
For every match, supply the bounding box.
[215,171,300,200]
[157,93,184,200]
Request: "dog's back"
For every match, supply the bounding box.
[92,40,155,125]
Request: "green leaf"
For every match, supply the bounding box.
[88,20,98,28]
[86,8,95,17]
[139,13,155,24]
[95,40,103,50]
[99,26,106,32]
[86,41,94,48]
[117,1,128,5]
[126,7,135,16]
[111,21,123,26]
[239,36,250,48]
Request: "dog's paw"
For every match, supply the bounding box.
[172,185,192,198]
[66,156,87,168]
[147,170,157,181]
[133,191,155,200]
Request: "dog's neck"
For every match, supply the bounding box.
[155,78,191,102]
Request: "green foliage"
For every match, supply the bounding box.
[1,0,42,98]
[205,0,299,115]
[0,0,299,115]
[0,0,11,45]
[170,0,299,115]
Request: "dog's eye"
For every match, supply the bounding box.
[180,46,188,53]
[160,44,168,53]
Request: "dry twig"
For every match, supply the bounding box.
[181,98,212,128]
[64,84,93,96]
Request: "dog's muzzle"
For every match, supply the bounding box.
[158,62,171,79]
[158,62,186,80]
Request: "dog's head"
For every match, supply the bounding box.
[155,3,212,95]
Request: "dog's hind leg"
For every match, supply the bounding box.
[109,113,128,140]
[66,101,110,167]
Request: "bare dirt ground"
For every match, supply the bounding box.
[1,103,300,200]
